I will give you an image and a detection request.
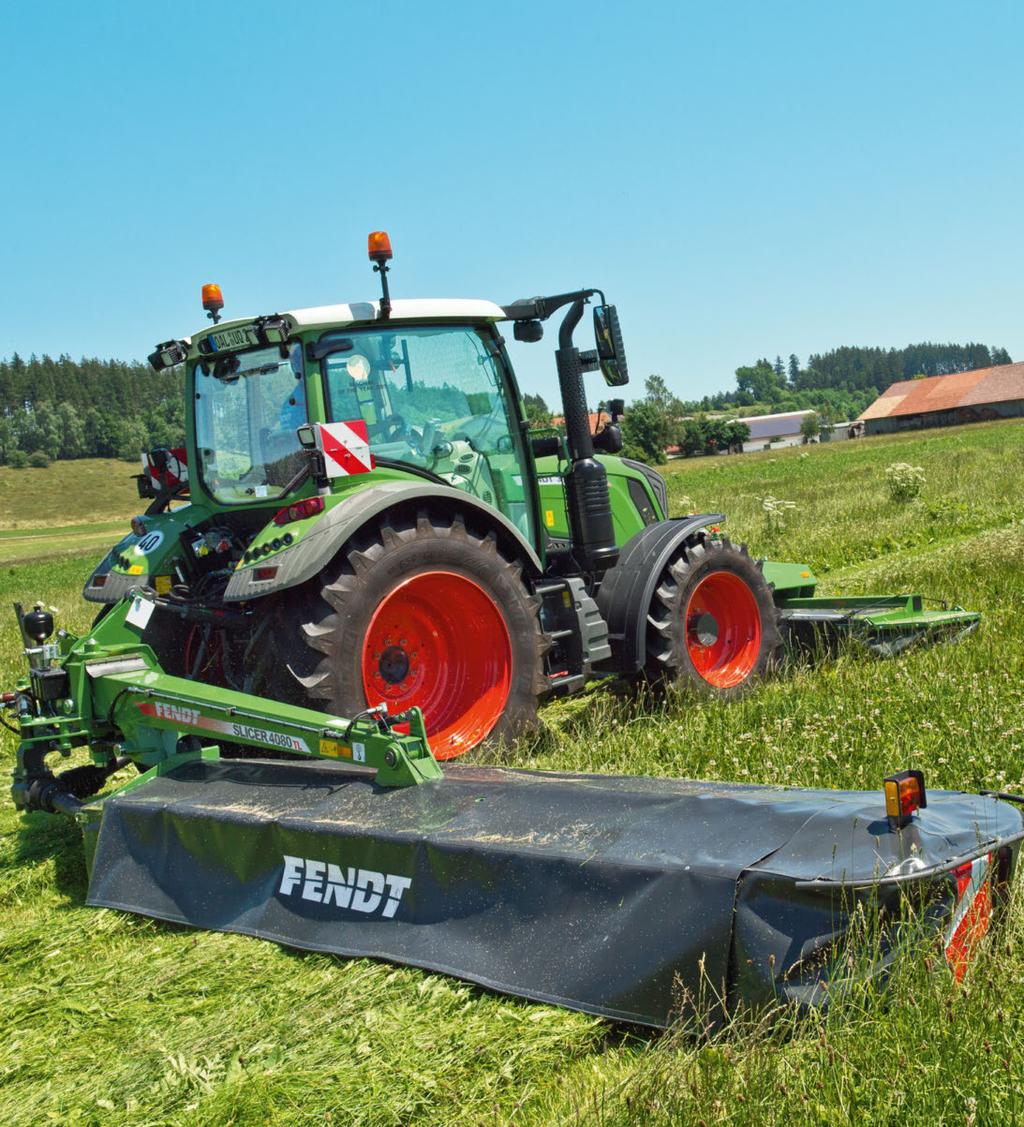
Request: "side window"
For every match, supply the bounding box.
[322,327,533,539]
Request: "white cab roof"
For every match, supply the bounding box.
[287,298,506,328]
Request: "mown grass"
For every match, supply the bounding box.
[1,419,1023,1124]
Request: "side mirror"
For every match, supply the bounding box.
[593,424,623,454]
[593,305,629,387]
[513,319,544,343]
[607,398,625,421]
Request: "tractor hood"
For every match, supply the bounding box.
[83,758,1024,1027]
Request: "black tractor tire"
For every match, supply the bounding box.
[283,508,547,759]
[645,536,781,697]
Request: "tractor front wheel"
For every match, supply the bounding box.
[286,510,546,760]
[646,537,780,695]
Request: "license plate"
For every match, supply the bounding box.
[208,326,260,352]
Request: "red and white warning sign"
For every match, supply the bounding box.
[316,420,375,478]
[141,447,188,492]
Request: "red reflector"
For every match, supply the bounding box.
[253,567,279,582]
[92,575,107,587]
[272,496,325,526]
[898,778,921,816]
[945,854,993,981]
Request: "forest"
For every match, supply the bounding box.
[685,341,1013,422]
[0,340,1012,467]
[0,353,183,467]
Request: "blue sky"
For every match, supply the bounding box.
[2,1,1021,406]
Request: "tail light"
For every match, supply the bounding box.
[884,770,926,829]
[273,496,325,526]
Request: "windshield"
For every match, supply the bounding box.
[194,342,306,504]
[322,325,533,537]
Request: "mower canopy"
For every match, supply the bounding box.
[83,757,1023,1027]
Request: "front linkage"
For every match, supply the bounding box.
[6,593,443,818]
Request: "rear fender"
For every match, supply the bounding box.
[83,507,205,604]
[595,515,724,673]
[224,480,543,601]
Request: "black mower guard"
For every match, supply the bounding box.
[82,758,1024,1028]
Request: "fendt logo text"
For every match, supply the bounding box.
[152,701,201,726]
[279,855,412,918]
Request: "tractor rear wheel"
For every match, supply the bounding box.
[645,537,780,696]
[285,510,546,760]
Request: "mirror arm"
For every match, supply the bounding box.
[558,299,586,350]
[502,288,599,323]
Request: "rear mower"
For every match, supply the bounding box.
[6,597,1021,1026]
[78,232,977,760]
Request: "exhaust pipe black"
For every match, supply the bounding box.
[556,300,619,574]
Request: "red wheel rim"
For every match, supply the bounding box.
[361,570,512,759]
[683,570,762,689]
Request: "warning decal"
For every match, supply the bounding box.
[318,420,374,478]
[141,447,188,493]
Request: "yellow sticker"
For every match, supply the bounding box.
[128,565,144,575]
[319,738,352,760]
[545,509,555,527]
[154,575,172,594]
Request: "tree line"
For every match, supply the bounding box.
[526,339,1014,466]
[0,353,184,466]
[2,338,1011,469]
[687,341,1013,422]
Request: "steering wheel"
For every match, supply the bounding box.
[381,414,408,441]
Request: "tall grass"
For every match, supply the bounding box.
[1,420,1023,1124]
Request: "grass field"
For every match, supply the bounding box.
[0,458,141,531]
[1,421,1023,1124]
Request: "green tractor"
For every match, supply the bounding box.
[84,232,976,759]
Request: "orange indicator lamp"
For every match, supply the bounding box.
[202,283,225,324]
[367,231,393,263]
[884,770,927,829]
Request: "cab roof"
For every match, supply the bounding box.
[287,298,506,328]
[187,298,506,355]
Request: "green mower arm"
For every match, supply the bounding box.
[9,594,443,815]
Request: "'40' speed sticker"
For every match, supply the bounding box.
[133,531,165,556]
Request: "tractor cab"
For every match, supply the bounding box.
[185,313,537,542]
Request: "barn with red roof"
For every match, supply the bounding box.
[860,362,1024,435]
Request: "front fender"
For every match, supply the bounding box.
[224,481,543,602]
[595,514,724,673]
